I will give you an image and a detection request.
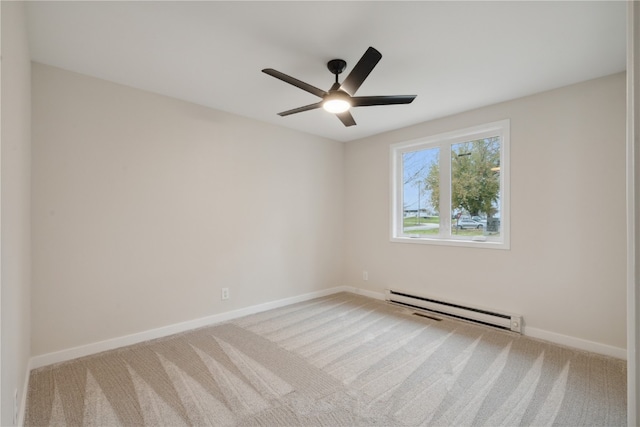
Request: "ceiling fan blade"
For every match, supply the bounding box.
[278,102,322,117]
[262,69,327,98]
[336,111,356,127]
[340,47,382,96]
[351,95,417,107]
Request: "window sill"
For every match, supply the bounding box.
[390,235,510,250]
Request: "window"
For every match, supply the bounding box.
[391,120,510,249]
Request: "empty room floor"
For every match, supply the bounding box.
[25,293,626,426]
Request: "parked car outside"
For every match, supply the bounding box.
[471,216,487,226]
[456,218,484,229]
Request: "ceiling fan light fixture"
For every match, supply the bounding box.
[323,98,351,113]
[322,91,352,113]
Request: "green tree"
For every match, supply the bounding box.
[424,160,440,213]
[424,137,500,218]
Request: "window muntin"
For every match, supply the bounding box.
[391,120,509,249]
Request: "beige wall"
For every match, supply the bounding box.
[31,62,627,359]
[1,2,32,425]
[345,73,627,351]
[31,63,344,356]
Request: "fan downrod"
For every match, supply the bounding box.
[327,59,347,75]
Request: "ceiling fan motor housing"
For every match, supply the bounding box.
[327,59,347,75]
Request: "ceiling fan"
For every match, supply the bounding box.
[262,47,417,127]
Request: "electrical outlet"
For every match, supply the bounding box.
[221,288,229,300]
[13,388,18,425]
[363,271,368,281]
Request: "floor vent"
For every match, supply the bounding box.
[386,289,522,333]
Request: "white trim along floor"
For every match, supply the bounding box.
[21,286,627,425]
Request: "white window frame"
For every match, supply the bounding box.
[390,119,510,250]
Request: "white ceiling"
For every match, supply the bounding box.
[25,1,627,142]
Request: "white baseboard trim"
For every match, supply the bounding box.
[524,326,626,360]
[18,358,33,426]
[30,286,352,370]
[28,284,626,373]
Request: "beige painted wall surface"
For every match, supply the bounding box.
[31,63,344,356]
[345,73,627,350]
[1,2,32,425]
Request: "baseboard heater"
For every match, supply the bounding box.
[385,289,522,333]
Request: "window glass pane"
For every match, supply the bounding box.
[402,147,440,235]
[391,119,509,249]
[450,137,501,237]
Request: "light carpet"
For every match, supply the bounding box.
[25,292,626,426]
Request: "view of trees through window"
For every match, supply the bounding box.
[402,136,502,238]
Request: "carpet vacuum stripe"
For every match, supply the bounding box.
[25,292,626,426]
